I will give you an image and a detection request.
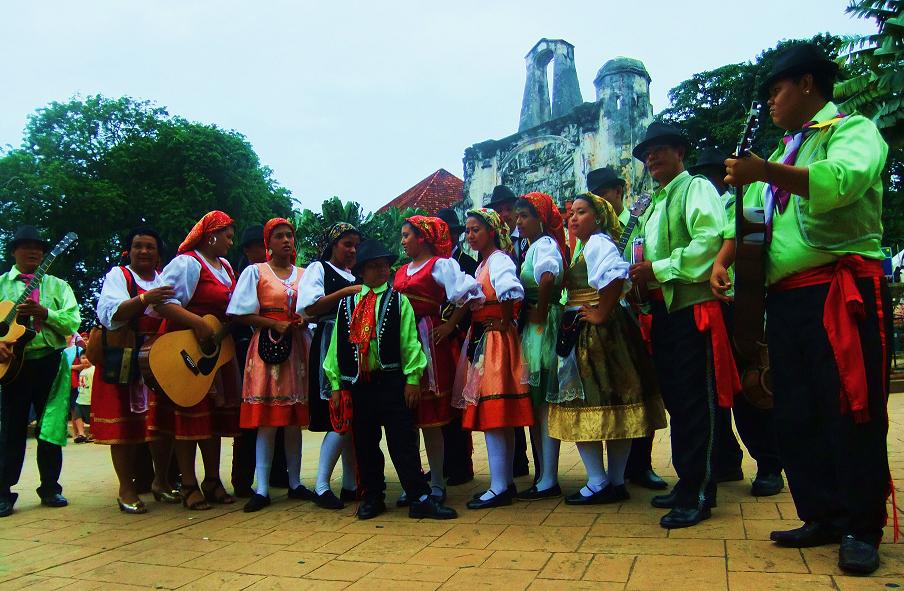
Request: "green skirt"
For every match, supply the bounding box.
[521,303,561,407]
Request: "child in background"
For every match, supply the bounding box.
[76,355,95,443]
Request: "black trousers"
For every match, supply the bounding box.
[442,415,473,480]
[651,301,717,509]
[625,435,655,477]
[351,372,430,502]
[0,351,64,498]
[767,279,891,544]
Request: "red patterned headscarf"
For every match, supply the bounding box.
[405,215,453,258]
[263,217,297,262]
[520,192,568,269]
[178,210,235,254]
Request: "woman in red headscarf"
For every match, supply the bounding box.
[393,216,483,503]
[226,218,311,512]
[512,192,568,500]
[151,210,241,511]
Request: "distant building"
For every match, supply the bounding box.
[378,168,464,214]
[461,39,654,209]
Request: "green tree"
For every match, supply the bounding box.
[0,95,292,322]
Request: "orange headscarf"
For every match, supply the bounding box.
[263,217,296,262]
[520,192,568,269]
[406,215,453,258]
[177,210,235,254]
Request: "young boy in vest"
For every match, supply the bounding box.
[323,239,458,521]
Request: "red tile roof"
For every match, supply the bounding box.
[378,168,463,214]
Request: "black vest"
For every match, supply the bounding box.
[319,262,357,322]
[335,288,403,386]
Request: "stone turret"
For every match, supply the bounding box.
[518,39,583,132]
[593,57,653,148]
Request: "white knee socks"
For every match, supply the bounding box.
[576,441,607,497]
[283,427,303,490]
[315,431,344,495]
[422,427,445,495]
[605,438,632,486]
[532,404,560,491]
[480,428,511,501]
[254,427,277,497]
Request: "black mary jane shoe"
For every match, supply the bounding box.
[838,535,880,575]
[288,485,315,501]
[40,493,69,508]
[751,473,785,497]
[0,493,18,518]
[340,488,359,502]
[769,522,841,548]
[313,490,345,510]
[517,484,562,500]
[660,506,711,529]
[629,470,669,491]
[473,483,516,500]
[564,484,628,506]
[466,488,512,510]
[410,496,457,520]
[243,493,271,513]
[357,498,387,520]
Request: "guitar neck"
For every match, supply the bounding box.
[618,217,637,255]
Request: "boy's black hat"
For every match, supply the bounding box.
[353,239,397,273]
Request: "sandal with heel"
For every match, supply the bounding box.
[181,485,211,511]
[201,478,235,505]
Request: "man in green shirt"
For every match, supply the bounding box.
[323,239,457,522]
[630,122,737,529]
[586,166,666,492]
[723,43,890,575]
[0,226,81,517]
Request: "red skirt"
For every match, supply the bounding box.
[415,316,455,428]
[89,363,152,445]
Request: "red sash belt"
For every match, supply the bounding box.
[770,255,884,424]
[693,300,741,408]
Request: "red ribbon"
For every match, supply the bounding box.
[348,289,378,376]
[694,300,741,408]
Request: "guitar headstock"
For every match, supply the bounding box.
[629,193,652,218]
[50,232,78,257]
[735,101,761,158]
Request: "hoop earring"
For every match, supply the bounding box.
[209,236,217,246]
[267,248,273,257]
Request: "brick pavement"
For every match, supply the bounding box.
[2,396,904,590]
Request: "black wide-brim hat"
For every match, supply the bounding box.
[586,167,625,194]
[240,224,264,248]
[352,239,398,273]
[436,208,464,234]
[485,185,518,210]
[688,147,727,175]
[7,225,48,254]
[632,122,690,161]
[760,43,839,98]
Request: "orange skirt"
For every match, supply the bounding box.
[239,326,310,429]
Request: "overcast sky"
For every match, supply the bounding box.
[1,0,875,213]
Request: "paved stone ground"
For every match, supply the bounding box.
[2,396,904,591]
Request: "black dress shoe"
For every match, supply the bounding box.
[769,522,841,548]
[564,484,629,506]
[466,488,513,510]
[313,490,345,510]
[628,470,669,490]
[751,473,785,497]
[243,493,271,513]
[396,492,412,508]
[357,498,387,520]
[651,490,716,509]
[232,485,254,499]
[517,484,562,500]
[446,473,474,486]
[340,487,358,502]
[715,468,744,483]
[838,535,880,575]
[410,496,458,520]
[430,488,447,503]
[0,493,18,517]
[288,485,315,500]
[40,493,68,508]
[472,483,517,500]
[660,506,711,529]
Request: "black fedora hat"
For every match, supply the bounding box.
[760,43,839,98]
[352,239,398,273]
[688,147,726,175]
[632,122,689,161]
[436,208,464,234]
[240,224,264,248]
[586,167,625,194]
[485,185,518,210]
[8,225,48,254]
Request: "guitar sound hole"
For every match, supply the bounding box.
[200,340,216,356]
[0,322,7,338]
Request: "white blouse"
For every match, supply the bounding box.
[96,266,164,330]
[296,260,355,313]
[481,250,524,302]
[526,236,564,284]
[404,257,484,306]
[160,251,234,307]
[584,233,631,292]
[226,264,301,317]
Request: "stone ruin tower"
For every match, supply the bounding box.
[462,39,653,209]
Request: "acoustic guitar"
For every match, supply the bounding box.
[732,101,773,409]
[618,193,652,304]
[0,232,78,385]
[138,314,235,408]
